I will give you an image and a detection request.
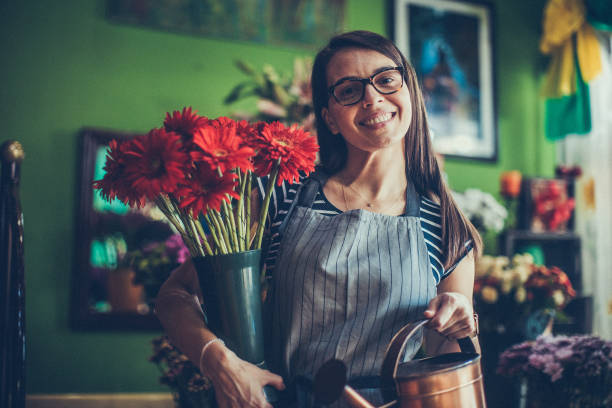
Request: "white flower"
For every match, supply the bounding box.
[452,189,508,233]
[552,290,566,306]
[515,287,527,303]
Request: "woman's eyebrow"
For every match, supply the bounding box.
[330,65,397,87]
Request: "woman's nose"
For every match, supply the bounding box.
[361,83,383,107]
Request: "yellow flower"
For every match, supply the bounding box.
[512,253,534,267]
[481,286,499,303]
[515,287,527,303]
[501,278,513,294]
[495,256,510,269]
[552,290,566,306]
[476,256,494,278]
[513,265,532,284]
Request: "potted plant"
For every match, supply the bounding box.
[497,334,612,408]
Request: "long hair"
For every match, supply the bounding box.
[311,30,482,268]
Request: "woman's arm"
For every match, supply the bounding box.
[155,189,284,408]
[423,250,481,355]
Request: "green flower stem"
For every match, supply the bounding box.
[237,170,248,251]
[212,210,232,255]
[173,199,205,257]
[203,213,225,254]
[187,217,205,257]
[194,219,214,256]
[254,162,279,249]
[222,198,240,253]
[245,171,253,249]
[156,195,198,256]
[206,212,228,255]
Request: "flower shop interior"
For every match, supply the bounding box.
[1,0,611,408]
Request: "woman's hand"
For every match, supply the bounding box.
[423,292,476,340]
[202,341,285,408]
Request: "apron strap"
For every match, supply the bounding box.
[278,169,329,236]
[404,180,421,217]
[278,168,421,234]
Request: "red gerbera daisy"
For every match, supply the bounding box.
[93,139,146,208]
[123,128,189,200]
[175,165,240,217]
[191,123,254,173]
[164,107,210,143]
[252,121,319,185]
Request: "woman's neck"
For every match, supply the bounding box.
[336,144,407,200]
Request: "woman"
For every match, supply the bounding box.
[155,30,481,408]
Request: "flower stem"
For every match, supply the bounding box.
[212,210,232,254]
[194,218,214,256]
[246,171,252,249]
[222,199,239,252]
[203,213,224,254]
[238,170,248,251]
[156,195,198,256]
[254,162,279,249]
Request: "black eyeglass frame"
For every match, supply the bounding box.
[327,66,405,106]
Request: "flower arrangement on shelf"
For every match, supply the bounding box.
[531,179,576,232]
[94,107,318,257]
[150,336,215,408]
[497,334,612,408]
[474,254,576,338]
[224,58,315,132]
[452,188,508,235]
[121,233,189,307]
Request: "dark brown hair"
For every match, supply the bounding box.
[311,30,482,268]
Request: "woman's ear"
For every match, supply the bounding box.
[321,107,339,135]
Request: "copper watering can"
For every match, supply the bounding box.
[313,320,486,408]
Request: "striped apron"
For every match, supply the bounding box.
[268,170,436,407]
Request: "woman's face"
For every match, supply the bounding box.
[322,48,412,154]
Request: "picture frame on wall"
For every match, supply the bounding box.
[393,0,497,161]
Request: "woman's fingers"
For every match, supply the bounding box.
[262,370,286,390]
[424,292,475,337]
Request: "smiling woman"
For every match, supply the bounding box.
[156,30,482,408]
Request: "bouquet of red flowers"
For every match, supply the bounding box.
[93,107,319,257]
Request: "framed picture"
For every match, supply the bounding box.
[107,0,345,47]
[393,0,497,161]
[72,128,182,330]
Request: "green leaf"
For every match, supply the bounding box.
[224,82,250,105]
[234,60,256,76]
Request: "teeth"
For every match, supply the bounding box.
[363,113,392,125]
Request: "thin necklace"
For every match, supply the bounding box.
[341,181,406,212]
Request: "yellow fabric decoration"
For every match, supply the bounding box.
[576,23,602,82]
[540,0,602,98]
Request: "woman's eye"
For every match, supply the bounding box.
[376,75,397,87]
[338,84,358,97]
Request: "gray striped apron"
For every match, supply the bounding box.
[268,170,436,407]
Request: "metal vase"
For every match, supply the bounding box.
[192,249,265,365]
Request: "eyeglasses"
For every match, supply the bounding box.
[328,67,404,106]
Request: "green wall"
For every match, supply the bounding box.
[0,0,552,394]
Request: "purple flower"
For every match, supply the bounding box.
[164,234,190,264]
[497,334,612,384]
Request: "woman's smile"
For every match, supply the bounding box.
[359,111,396,128]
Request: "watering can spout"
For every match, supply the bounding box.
[313,359,382,408]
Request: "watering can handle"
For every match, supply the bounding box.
[380,319,477,393]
